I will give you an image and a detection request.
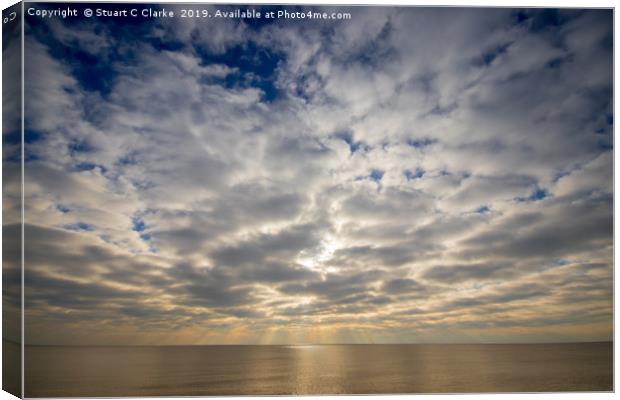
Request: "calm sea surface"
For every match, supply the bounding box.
[24,342,612,396]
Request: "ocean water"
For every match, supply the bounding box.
[24,342,612,397]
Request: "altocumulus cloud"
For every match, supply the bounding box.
[10,6,612,345]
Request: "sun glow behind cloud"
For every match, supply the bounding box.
[297,235,341,272]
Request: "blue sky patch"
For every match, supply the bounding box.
[476,205,490,214]
[132,217,146,232]
[404,168,425,181]
[516,187,548,202]
[73,162,98,172]
[68,139,94,156]
[196,41,283,102]
[56,205,71,214]
[475,42,512,67]
[370,169,384,182]
[24,129,42,144]
[335,131,365,155]
[64,222,94,232]
[407,138,437,149]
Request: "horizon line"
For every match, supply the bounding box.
[7,340,613,347]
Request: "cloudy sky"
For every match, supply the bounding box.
[7,4,613,345]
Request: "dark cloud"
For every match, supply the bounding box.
[238,261,320,283]
[441,283,550,311]
[382,278,430,296]
[460,200,612,261]
[26,269,141,310]
[278,270,384,302]
[211,223,323,266]
[166,263,256,309]
[422,262,514,283]
[330,243,419,268]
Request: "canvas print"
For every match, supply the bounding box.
[2,1,614,397]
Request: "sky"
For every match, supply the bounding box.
[5,4,613,345]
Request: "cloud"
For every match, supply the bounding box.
[211,223,323,266]
[381,278,430,297]
[422,262,514,283]
[18,6,612,344]
[278,269,384,302]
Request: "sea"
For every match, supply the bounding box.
[18,342,612,397]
